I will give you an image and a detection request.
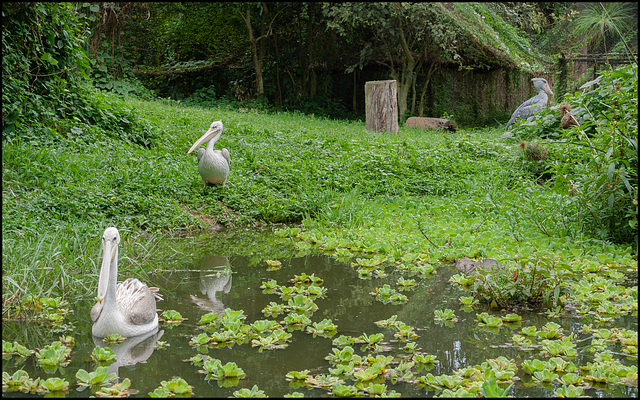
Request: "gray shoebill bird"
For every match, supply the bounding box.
[187,120,230,187]
[506,78,554,130]
[91,227,162,338]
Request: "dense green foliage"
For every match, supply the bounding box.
[84,2,630,121]
[2,3,155,146]
[506,64,638,244]
[3,93,636,303]
[572,2,638,54]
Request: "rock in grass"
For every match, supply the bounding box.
[454,257,498,274]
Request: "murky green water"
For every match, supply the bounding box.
[2,230,637,397]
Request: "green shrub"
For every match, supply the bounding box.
[2,3,156,147]
[506,64,638,244]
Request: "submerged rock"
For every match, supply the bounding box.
[454,257,498,274]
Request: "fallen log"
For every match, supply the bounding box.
[405,117,457,132]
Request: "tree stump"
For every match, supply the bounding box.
[365,80,399,134]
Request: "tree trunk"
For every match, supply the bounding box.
[242,8,262,96]
[411,63,419,115]
[365,80,399,134]
[418,62,437,117]
[353,69,357,113]
[256,3,267,96]
[393,18,417,121]
[307,4,316,100]
[241,3,271,97]
[274,32,282,108]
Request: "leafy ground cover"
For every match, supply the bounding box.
[3,65,637,321]
[3,82,637,306]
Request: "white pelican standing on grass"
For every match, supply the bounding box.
[91,227,162,338]
[506,78,555,130]
[187,120,230,187]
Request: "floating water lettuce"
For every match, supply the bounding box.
[233,384,266,398]
[325,346,363,365]
[251,329,291,351]
[36,341,72,369]
[161,309,186,324]
[434,309,458,322]
[158,377,193,395]
[250,319,281,335]
[374,315,401,329]
[198,312,220,326]
[532,368,558,383]
[396,277,416,290]
[476,312,503,328]
[413,353,438,364]
[91,346,116,363]
[480,378,514,397]
[394,323,419,340]
[332,335,356,348]
[521,359,546,375]
[500,313,522,323]
[520,325,538,337]
[541,338,577,357]
[285,370,310,381]
[282,312,312,329]
[554,384,585,397]
[537,321,563,339]
[262,301,286,317]
[459,296,479,307]
[40,377,69,393]
[557,373,583,386]
[103,333,125,343]
[2,369,30,387]
[202,360,246,382]
[331,383,359,397]
[403,342,419,353]
[190,333,212,347]
[76,366,118,389]
[266,259,282,270]
[2,341,34,358]
[304,373,344,389]
[287,294,319,316]
[95,377,138,397]
[306,318,338,337]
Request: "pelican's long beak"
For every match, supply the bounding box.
[544,83,554,97]
[187,121,223,155]
[97,230,118,302]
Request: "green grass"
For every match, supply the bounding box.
[2,94,636,307]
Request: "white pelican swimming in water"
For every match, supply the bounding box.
[506,78,554,129]
[187,120,230,186]
[91,227,162,338]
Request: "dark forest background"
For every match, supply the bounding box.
[3,2,638,134]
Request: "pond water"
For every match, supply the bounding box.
[2,230,637,397]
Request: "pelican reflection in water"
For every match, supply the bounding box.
[92,328,164,377]
[190,255,232,315]
[91,227,162,338]
[187,120,230,187]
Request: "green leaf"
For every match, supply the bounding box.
[40,52,58,65]
[76,369,91,383]
[607,162,616,180]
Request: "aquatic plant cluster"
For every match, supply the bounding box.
[173,284,637,398]
[3,290,637,397]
